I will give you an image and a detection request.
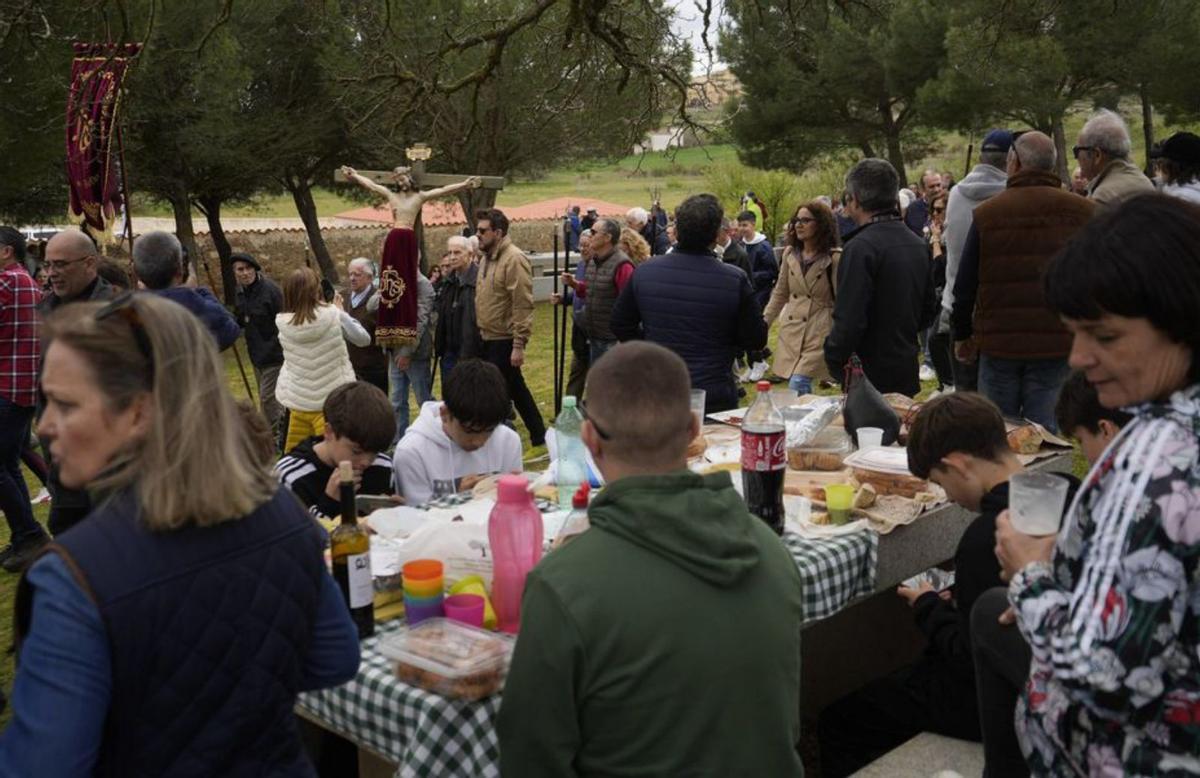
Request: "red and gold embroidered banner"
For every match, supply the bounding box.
[66,42,141,232]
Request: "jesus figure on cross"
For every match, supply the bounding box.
[339,165,482,229]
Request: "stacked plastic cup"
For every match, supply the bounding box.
[403,559,445,625]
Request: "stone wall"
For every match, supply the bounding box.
[106,218,562,298]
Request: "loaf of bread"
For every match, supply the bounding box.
[851,468,928,499]
[853,483,877,509]
[787,448,847,471]
[1007,425,1042,455]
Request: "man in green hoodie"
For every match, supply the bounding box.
[497,341,805,777]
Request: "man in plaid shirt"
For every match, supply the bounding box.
[0,227,49,569]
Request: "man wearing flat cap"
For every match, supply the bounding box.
[232,252,285,440]
[1154,131,1200,205]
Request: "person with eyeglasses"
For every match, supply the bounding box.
[951,131,1095,431]
[762,200,840,396]
[1074,109,1154,208]
[498,341,804,778]
[32,230,117,545]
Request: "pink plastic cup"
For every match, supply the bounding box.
[443,594,486,628]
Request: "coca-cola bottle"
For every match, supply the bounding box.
[741,380,786,534]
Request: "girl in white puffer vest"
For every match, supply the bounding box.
[275,267,371,451]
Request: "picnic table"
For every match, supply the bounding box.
[297,449,1075,778]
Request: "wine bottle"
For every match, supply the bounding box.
[331,461,374,638]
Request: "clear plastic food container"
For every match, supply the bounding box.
[379,618,514,701]
[787,426,853,471]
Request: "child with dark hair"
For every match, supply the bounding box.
[392,359,522,505]
[1055,370,1132,465]
[818,392,1025,776]
[274,381,397,518]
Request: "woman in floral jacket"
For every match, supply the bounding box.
[995,194,1200,776]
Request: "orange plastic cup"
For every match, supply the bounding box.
[403,559,443,581]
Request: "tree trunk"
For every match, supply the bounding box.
[885,131,907,188]
[1140,83,1155,174]
[1052,116,1070,186]
[288,178,339,283]
[169,185,200,284]
[456,186,499,233]
[196,196,237,304]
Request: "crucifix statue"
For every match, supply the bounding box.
[335,143,505,228]
[332,144,505,350]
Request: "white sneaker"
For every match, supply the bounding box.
[748,361,769,382]
[30,488,50,505]
[919,364,936,382]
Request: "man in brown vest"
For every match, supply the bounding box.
[561,218,634,364]
[951,131,1095,431]
[343,257,389,395]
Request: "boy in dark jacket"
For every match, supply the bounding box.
[817,392,1023,777]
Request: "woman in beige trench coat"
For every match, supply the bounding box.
[763,200,841,394]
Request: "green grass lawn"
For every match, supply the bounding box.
[2,300,1087,728]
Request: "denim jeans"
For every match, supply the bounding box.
[390,358,434,444]
[0,398,47,546]
[788,374,813,395]
[978,355,1070,431]
[588,338,617,365]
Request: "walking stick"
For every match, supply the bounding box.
[201,258,257,406]
[552,230,562,418]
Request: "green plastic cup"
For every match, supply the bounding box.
[825,483,855,525]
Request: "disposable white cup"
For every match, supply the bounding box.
[1009,471,1069,536]
[856,427,884,450]
[689,389,706,435]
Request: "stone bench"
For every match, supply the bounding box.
[850,732,984,778]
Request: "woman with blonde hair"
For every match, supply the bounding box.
[763,200,841,394]
[619,227,651,264]
[277,266,371,451]
[0,293,359,775]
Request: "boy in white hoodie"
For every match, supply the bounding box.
[392,359,523,505]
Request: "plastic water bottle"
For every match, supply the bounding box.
[555,396,587,511]
[488,475,544,634]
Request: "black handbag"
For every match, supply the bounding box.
[842,355,901,446]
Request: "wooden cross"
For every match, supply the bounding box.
[332,143,505,193]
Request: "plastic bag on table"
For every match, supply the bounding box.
[841,355,901,446]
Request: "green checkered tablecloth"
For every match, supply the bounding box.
[298,620,504,777]
[298,527,877,777]
[783,528,879,622]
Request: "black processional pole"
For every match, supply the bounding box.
[559,222,570,405]
[552,230,562,418]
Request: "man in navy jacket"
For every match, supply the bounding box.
[611,194,767,413]
[132,231,241,352]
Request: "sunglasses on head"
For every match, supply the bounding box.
[95,292,155,370]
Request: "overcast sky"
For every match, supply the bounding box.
[672,0,728,74]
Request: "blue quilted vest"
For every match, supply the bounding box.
[42,487,325,777]
[626,252,751,410]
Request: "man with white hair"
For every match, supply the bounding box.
[342,257,389,394]
[626,207,670,256]
[951,131,1095,430]
[1074,109,1154,207]
[434,235,483,382]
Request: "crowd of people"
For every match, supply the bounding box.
[0,105,1198,775]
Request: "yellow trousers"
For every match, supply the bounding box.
[284,409,325,452]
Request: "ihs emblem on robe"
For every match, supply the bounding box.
[379,269,407,309]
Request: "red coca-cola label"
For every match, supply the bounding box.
[741,429,786,471]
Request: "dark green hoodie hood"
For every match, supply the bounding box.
[586,469,763,586]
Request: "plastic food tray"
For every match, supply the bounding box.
[379,618,514,701]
